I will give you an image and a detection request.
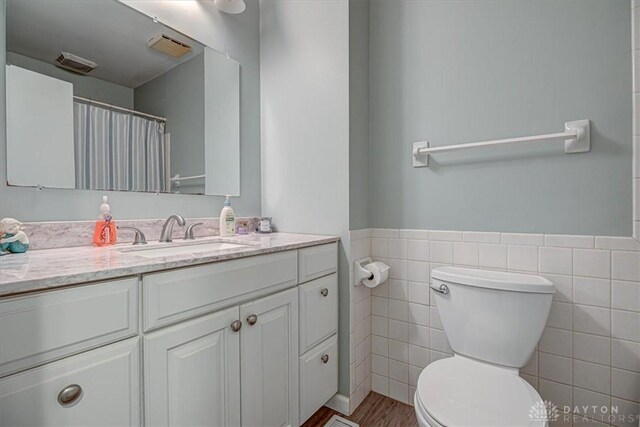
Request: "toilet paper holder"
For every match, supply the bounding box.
[354,257,375,286]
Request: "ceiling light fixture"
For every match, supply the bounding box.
[214,0,246,14]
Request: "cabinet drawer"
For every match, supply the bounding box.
[0,277,138,377]
[0,337,140,426]
[143,250,297,331]
[299,335,338,424]
[299,273,338,354]
[298,243,337,283]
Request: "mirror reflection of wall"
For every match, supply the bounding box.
[5,0,240,196]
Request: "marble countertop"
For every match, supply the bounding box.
[0,233,339,296]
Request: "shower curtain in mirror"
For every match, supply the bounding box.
[74,102,166,192]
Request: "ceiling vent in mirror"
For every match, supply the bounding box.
[147,34,192,59]
[55,52,97,74]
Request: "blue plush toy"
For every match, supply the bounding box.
[0,218,29,255]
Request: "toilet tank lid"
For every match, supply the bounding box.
[432,266,555,294]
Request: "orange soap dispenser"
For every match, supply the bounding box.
[93,196,117,246]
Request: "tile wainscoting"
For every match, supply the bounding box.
[349,228,639,426]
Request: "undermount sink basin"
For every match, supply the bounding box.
[123,240,249,258]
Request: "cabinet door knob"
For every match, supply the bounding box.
[247,314,258,325]
[58,384,83,406]
[230,320,242,332]
[321,354,329,364]
[320,288,329,297]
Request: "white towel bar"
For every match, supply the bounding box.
[412,119,590,167]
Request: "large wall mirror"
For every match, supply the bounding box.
[5,0,240,196]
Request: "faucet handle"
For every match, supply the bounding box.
[184,222,203,240]
[117,226,147,245]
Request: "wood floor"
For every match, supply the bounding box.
[301,392,419,427]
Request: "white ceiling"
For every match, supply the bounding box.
[7,0,205,88]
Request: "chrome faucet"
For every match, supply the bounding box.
[159,214,186,243]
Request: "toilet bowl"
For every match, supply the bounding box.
[414,267,555,427]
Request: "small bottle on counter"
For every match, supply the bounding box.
[219,195,236,237]
[93,196,117,246]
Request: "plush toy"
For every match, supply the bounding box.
[0,218,29,255]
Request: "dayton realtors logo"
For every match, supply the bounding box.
[529,400,559,422]
[529,400,639,425]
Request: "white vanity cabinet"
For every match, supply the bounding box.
[0,240,339,427]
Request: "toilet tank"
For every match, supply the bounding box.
[431,267,555,369]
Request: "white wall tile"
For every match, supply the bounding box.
[429,328,451,353]
[501,233,544,246]
[539,327,573,357]
[372,238,389,257]
[540,247,573,275]
[372,315,388,337]
[388,359,408,383]
[479,244,507,269]
[574,249,611,279]
[574,304,611,336]
[522,351,538,376]
[462,231,501,243]
[429,306,443,329]
[547,301,573,330]
[372,335,389,357]
[539,352,573,385]
[408,344,430,368]
[612,280,640,312]
[573,360,611,394]
[407,261,429,283]
[508,245,539,272]
[430,241,453,263]
[372,229,399,238]
[573,332,610,365]
[388,299,408,321]
[543,274,573,303]
[612,251,640,281]
[611,398,640,427]
[372,354,389,376]
[539,379,573,410]
[388,258,407,280]
[399,229,430,240]
[371,373,389,395]
[388,339,408,363]
[408,302,429,326]
[611,368,639,402]
[612,339,640,372]
[429,230,462,241]
[388,279,408,301]
[545,234,594,249]
[409,365,421,387]
[388,319,409,343]
[388,238,407,259]
[595,236,640,251]
[388,379,409,404]
[453,242,479,266]
[372,296,388,317]
[409,324,430,348]
[407,239,429,261]
[407,281,430,305]
[612,310,640,342]
[573,277,611,308]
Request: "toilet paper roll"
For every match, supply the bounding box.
[361,261,390,288]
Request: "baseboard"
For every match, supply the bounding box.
[325,393,351,416]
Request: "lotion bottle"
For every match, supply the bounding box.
[219,195,236,236]
[92,196,117,246]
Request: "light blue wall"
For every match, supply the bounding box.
[7,52,134,108]
[0,0,261,221]
[349,0,371,231]
[369,0,632,236]
[134,53,205,194]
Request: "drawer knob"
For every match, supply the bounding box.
[321,354,329,364]
[230,320,242,332]
[320,288,329,297]
[247,314,258,325]
[58,384,83,406]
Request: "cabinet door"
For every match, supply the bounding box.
[0,338,140,426]
[144,306,241,427]
[240,288,299,427]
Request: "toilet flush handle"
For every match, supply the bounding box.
[430,283,449,295]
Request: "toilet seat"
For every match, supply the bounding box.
[415,355,547,427]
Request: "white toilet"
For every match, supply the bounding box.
[414,266,555,427]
